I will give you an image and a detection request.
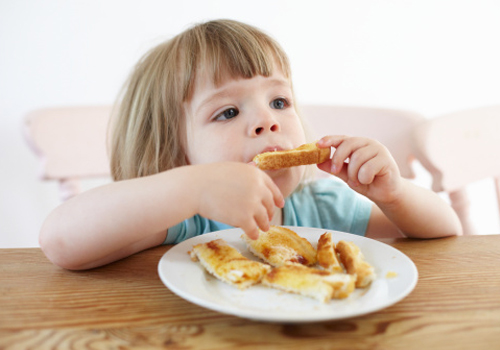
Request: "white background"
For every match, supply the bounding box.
[1,0,499,247]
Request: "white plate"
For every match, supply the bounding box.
[158,226,418,323]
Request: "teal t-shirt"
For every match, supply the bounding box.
[164,178,372,245]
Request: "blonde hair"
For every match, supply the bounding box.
[110,19,295,181]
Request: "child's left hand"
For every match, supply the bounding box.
[316,135,403,205]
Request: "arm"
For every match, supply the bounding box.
[40,162,284,270]
[317,136,462,239]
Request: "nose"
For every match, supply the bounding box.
[251,111,280,136]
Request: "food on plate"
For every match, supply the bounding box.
[336,240,376,288]
[252,141,330,170]
[189,227,378,303]
[242,226,317,267]
[262,263,356,302]
[189,239,271,289]
[316,231,344,273]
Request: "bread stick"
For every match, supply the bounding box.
[317,232,343,273]
[253,142,330,170]
[189,239,271,289]
[242,226,317,267]
[336,240,376,288]
[262,263,355,302]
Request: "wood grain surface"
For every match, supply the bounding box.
[1,235,499,349]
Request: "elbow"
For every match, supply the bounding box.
[435,217,463,238]
[39,227,68,269]
[39,222,85,271]
[448,211,464,237]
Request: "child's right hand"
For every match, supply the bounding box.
[192,162,284,240]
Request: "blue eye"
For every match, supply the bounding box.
[215,108,239,121]
[271,98,288,110]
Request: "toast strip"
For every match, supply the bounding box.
[190,239,271,289]
[262,263,355,302]
[336,240,376,288]
[242,226,317,267]
[253,142,330,170]
[317,232,343,273]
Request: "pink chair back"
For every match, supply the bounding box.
[300,105,425,179]
[24,106,112,200]
[412,105,500,235]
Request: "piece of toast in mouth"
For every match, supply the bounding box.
[253,142,330,170]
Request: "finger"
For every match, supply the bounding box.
[332,164,349,184]
[346,146,378,186]
[264,175,285,208]
[261,190,276,221]
[317,160,333,174]
[254,207,271,234]
[241,220,260,240]
[317,158,349,177]
[317,135,349,148]
[331,137,369,174]
[358,156,387,185]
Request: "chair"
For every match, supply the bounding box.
[23,106,113,201]
[300,105,426,179]
[412,105,500,235]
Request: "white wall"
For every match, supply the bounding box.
[1,0,499,247]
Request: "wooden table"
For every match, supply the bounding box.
[1,235,499,349]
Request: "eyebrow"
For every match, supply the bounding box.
[196,77,291,112]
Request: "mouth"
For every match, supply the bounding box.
[259,145,286,154]
[249,146,284,163]
[249,145,287,166]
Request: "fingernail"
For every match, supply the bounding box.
[331,164,337,174]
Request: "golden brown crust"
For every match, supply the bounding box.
[336,240,376,288]
[190,228,378,301]
[253,142,330,170]
[262,263,355,302]
[242,226,317,267]
[317,232,343,273]
[190,239,271,289]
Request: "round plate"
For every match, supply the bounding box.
[158,226,418,323]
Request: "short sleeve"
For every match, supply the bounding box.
[164,216,233,244]
[283,178,372,236]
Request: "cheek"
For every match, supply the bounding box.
[185,119,220,165]
[288,121,307,145]
[185,132,236,165]
[186,138,216,165]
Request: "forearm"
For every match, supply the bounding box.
[40,167,198,270]
[377,180,462,238]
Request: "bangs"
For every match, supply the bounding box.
[181,20,292,101]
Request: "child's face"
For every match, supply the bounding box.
[184,67,307,197]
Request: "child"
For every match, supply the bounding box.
[39,19,461,270]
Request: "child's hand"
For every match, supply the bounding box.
[193,162,284,240]
[316,136,403,205]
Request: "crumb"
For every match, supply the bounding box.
[385,271,398,279]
